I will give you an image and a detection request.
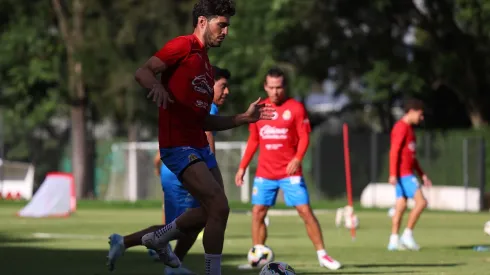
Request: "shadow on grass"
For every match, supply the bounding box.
[346,263,464,268]
[454,245,489,250]
[0,233,466,275]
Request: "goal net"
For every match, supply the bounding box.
[105,141,251,202]
[0,159,35,200]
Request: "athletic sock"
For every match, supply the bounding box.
[205,253,221,275]
[402,228,413,238]
[153,221,181,245]
[316,249,327,258]
[389,234,399,244]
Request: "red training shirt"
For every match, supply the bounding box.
[154,34,214,148]
[389,120,424,178]
[239,98,311,180]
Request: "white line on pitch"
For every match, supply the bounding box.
[32,232,107,240]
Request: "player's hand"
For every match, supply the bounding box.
[286,158,301,175]
[147,83,174,108]
[388,175,397,185]
[235,168,245,187]
[422,174,432,187]
[243,98,275,123]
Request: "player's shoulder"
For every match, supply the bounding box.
[392,120,409,132]
[284,98,307,113]
[166,35,193,49]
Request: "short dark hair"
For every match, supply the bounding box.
[213,65,231,81]
[264,67,288,86]
[192,0,236,27]
[404,98,424,113]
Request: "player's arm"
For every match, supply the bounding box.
[206,131,216,154]
[203,113,252,131]
[294,105,311,162]
[287,105,311,175]
[388,124,407,183]
[203,98,274,131]
[413,159,425,177]
[153,152,161,176]
[134,37,190,90]
[235,124,259,186]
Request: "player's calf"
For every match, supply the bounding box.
[251,205,269,245]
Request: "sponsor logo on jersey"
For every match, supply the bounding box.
[191,74,213,95]
[195,99,209,109]
[265,144,283,150]
[408,141,416,151]
[259,125,288,140]
[271,111,278,120]
[282,110,291,120]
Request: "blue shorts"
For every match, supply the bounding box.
[251,176,310,207]
[395,174,421,199]
[160,165,199,223]
[159,146,218,180]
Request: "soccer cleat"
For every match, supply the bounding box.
[387,242,402,251]
[142,233,181,268]
[319,255,342,270]
[164,266,197,275]
[400,235,420,251]
[106,233,125,271]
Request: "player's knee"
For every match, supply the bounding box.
[417,198,428,209]
[204,190,230,221]
[252,205,268,221]
[296,205,315,223]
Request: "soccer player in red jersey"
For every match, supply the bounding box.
[106,1,274,275]
[235,68,341,270]
[387,98,432,251]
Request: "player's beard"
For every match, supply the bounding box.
[205,26,223,47]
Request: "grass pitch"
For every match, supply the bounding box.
[0,201,489,275]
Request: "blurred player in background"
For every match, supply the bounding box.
[150,66,231,275]
[235,67,341,270]
[106,1,275,274]
[388,98,432,251]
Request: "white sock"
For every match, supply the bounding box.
[154,221,180,245]
[316,249,327,258]
[205,253,221,275]
[403,228,413,237]
[389,234,399,244]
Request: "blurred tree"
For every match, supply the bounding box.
[52,0,92,198]
[0,0,69,185]
[272,0,490,129]
[208,0,312,115]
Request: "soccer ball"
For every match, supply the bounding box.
[484,221,490,236]
[247,245,274,267]
[259,261,296,275]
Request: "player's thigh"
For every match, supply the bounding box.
[279,176,310,207]
[159,147,203,180]
[251,177,279,207]
[397,175,420,199]
[180,161,228,212]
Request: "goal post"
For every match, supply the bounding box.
[106,141,251,203]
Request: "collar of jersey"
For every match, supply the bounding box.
[193,34,205,49]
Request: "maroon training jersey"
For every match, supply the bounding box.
[154,34,214,148]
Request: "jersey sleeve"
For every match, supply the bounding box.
[238,123,260,169]
[294,104,311,161]
[154,36,191,68]
[389,123,408,176]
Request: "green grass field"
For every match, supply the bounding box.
[1,201,489,275]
